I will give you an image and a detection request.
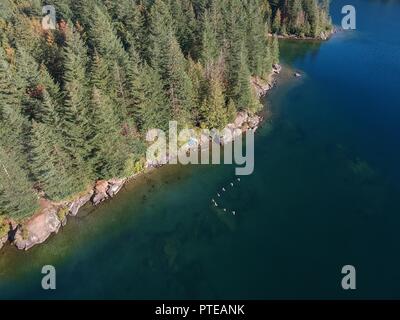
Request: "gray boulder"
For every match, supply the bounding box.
[91,180,110,205]
[69,191,94,216]
[107,178,126,198]
[273,64,282,74]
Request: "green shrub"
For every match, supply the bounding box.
[0,223,9,239]
[57,207,69,222]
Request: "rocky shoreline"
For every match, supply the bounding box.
[0,64,282,252]
[269,27,338,41]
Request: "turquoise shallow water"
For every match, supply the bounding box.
[1,0,400,299]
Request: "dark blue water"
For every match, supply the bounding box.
[0,0,399,299]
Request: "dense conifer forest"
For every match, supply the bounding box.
[0,0,331,222]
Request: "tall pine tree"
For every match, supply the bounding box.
[30,120,86,201]
[90,86,130,179]
[60,25,93,177]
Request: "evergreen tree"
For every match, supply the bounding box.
[90,5,131,121]
[235,45,261,112]
[270,35,280,65]
[60,25,93,175]
[209,0,227,45]
[0,146,38,219]
[200,73,228,129]
[168,0,197,56]
[89,51,110,93]
[303,0,319,37]
[272,8,281,34]
[15,47,43,121]
[223,0,248,103]
[0,52,36,218]
[159,33,195,127]
[245,0,269,77]
[125,45,143,124]
[90,5,129,70]
[0,49,21,111]
[288,0,303,35]
[226,98,237,123]
[0,50,29,162]
[38,64,63,110]
[38,89,62,130]
[149,0,175,69]
[30,121,86,201]
[103,0,143,50]
[187,57,206,124]
[201,9,219,68]
[135,64,171,132]
[90,86,130,179]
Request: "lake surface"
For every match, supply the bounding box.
[1,0,400,299]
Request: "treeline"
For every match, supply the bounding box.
[269,0,332,38]
[0,0,329,221]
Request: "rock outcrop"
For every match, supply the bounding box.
[107,178,126,198]
[234,111,249,128]
[8,176,128,251]
[273,64,282,74]
[251,67,280,98]
[91,180,110,205]
[247,114,261,130]
[13,204,61,250]
[269,28,335,41]
[68,191,94,217]
[91,178,126,205]
[252,77,271,98]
